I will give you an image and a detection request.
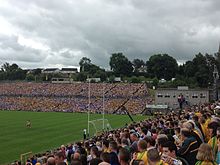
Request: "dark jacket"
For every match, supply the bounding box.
[109,151,120,165]
[177,136,199,165]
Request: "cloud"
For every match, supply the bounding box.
[0,0,220,69]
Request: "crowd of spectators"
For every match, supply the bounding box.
[0,82,149,114]
[11,101,220,165]
[0,83,145,98]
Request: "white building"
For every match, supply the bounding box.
[155,86,210,109]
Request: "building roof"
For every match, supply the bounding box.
[61,68,77,71]
[43,68,59,71]
[156,88,209,91]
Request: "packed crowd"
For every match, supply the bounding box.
[12,102,220,165]
[0,83,146,98]
[0,82,149,114]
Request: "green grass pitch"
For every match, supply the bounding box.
[0,111,147,164]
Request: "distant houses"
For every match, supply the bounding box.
[42,68,78,75]
[40,68,78,82]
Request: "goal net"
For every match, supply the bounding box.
[20,151,32,164]
[89,118,112,136]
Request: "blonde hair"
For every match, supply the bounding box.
[182,121,193,131]
[196,143,214,161]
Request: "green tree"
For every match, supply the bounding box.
[93,70,107,81]
[177,64,185,75]
[130,76,141,83]
[195,67,209,87]
[146,54,178,80]
[132,59,145,72]
[184,61,196,77]
[79,57,91,72]
[183,53,214,87]
[0,72,6,80]
[205,53,218,82]
[0,63,26,80]
[109,53,133,76]
[79,57,106,78]
[76,72,87,82]
[215,49,220,71]
[88,64,103,75]
[193,53,210,87]
[10,63,19,71]
[152,77,159,87]
[108,75,115,83]
[2,62,10,72]
[26,74,35,81]
[32,68,42,75]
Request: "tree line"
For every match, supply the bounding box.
[0,50,220,88]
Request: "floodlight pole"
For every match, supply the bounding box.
[88,78,91,137]
[213,65,219,101]
[102,82,105,130]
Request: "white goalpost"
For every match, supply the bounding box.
[87,81,112,136]
[89,118,112,135]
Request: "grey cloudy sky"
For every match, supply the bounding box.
[0,0,220,69]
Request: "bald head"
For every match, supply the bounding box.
[47,157,55,165]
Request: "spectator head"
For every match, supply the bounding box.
[121,138,129,146]
[198,116,206,124]
[182,121,193,131]
[166,134,175,143]
[90,146,99,158]
[89,158,102,165]
[100,152,110,163]
[141,127,148,135]
[79,154,87,165]
[47,157,55,165]
[76,142,82,148]
[130,133,139,142]
[124,132,130,139]
[137,140,147,152]
[109,141,118,152]
[118,148,130,164]
[72,152,81,160]
[60,145,65,151]
[162,141,177,158]
[188,121,195,129]
[55,152,65,164]
[147,149,161,165]
[174,127,180,135]
[196,143,214,162]
[192,115,199,122]
[151,128,156,134]
[144,136,155,148]
[180,128,191,141]
[96,141,102,151]
[217,127,220,136]
[15,161,21,165]
[102,140,109,149]
[208,121,220,137]
[156,134,168,152]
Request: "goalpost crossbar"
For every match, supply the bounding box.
[20,151,32,163]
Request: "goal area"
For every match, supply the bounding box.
[88,118,112,136]
[20,151,32,164]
